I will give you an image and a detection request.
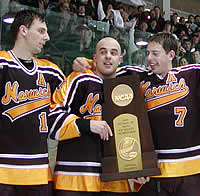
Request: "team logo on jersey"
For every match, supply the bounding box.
[111,84,134,107]
[1,81,51,121]
[80,93,102,115]
[166,73,177,84]
[37,73,46,87]
[141,74,189,111]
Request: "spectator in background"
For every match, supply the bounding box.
[128,5,136,21]
[138,5,145,13]
[194,15,200,27]
[147,19,158,34]
[192,50,200,64]
[109,25,120,40]
[149,8,156,21]
[138,21,148,32]
[9,0,23,12]
[102,7,114,25]
[179,56,189,66]
[79,24,93,51]
[38,0,51,9]
[58,2,71,32]
[74,0,98,20]
[18,0,58,9]
[134,5,145,22]
[18,0,38,8]
[76,0,87,17]
[153,6,165,32]
[182,38,193,63]
[184,21,193,37]
[179,16,185,25]
[179,31,188,41]
[191,32,200,49]
[128,17,138,64]
[69,0,78,13]
[162,21,178,40]
[170,12,179,33]
[188,14,197,32]
[176,16,187,36]
[128,18,148,67]
[121,10,134,29]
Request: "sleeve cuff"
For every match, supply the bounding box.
[76,119,90,134]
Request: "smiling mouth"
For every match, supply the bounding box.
[150,64,157,69]
[40,42,45,47]
[104,63,112,67]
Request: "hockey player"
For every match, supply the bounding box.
[49,37,149,196]
[0,10,66,196]
[73,33,200,195]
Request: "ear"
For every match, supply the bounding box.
[19,25,28,36]
[92,54,96,63]
[119,55,123,65]
[168,50,176,61]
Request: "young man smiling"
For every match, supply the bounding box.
[73,33,200,195]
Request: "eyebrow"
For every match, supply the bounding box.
[38,27,47,31]
[147,49,160,52]
[99,48,119,52]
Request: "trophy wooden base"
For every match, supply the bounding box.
[101,152,161,181]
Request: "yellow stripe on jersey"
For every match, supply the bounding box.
[4,97,50,121]
[0,51,13,59]
[152,158,200,178]
[0,167,51,185]
[146,89,188,110]
[48,167,53,181]
[51,69,95,110]
[85,115,102,120]
[57,115,81,141]
[54,174,131,192]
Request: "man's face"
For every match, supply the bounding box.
[93,38,122,79]
[172,14,177,22]
[195,16,200,24]
[179,57,188,66]
[183,41,191,52]
[24,18,50,55]
[151,20,157,29]
[192,51,200,63]
[154,8,160,16]
[188,16,194,23]
[147,41,174,78]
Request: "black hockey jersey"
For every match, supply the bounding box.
[117,64,200,178]
[0,50,65,185]
[49,70,131,192]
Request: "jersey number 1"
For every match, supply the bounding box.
[39,112,48,132]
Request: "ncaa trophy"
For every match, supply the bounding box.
[101,74,160,181]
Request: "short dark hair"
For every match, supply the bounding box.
[148,33,178,54]
[137,5,144,11]
[10,10,46,41]
[182,38,191,44]
[153,6,160,10]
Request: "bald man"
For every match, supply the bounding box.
[49,37,143,195]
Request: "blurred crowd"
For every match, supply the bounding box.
[10,0,200,66]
